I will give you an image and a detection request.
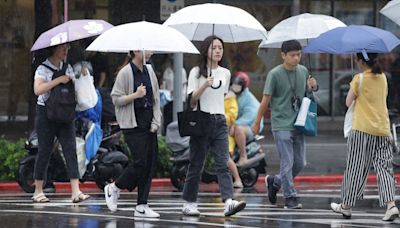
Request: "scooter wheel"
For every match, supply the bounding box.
[240,168,258,188]
[16,159,35,193]
[170,165,188,191]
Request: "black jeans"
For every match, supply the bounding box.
[182,114,233,202]
[115,108,158,205]
[34,105,79,180]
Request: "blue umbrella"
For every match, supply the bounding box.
[303,25,400,54]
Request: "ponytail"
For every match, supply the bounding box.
[356,52,382,74]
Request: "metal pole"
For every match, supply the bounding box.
[64,0,68,21]
[173,53,183,121]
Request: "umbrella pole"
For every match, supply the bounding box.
[306,39,312,76]
[209,24,215,77]
[209,24,222,89]
[351,54,354,74]
[142,50,145,66]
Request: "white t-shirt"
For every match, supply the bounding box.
[187,66,230,114]
[34,59,74,106]
[162,66,187,102]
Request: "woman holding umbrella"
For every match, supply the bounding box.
[330,53,399,221]
[32,43,90,203]
[104,50,161,218]
[181,35,246,217]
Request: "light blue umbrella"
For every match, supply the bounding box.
[303,25,400,56]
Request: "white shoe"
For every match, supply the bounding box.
[134,204,160,218]
[330,202,351,218]
[104,183,120,212]
[382,206,399,221]
[182,202,200,216]
[224,199,246,216]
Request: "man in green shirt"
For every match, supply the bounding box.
[252,40,318,209]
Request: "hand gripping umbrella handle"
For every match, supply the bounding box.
[211,80,222,89]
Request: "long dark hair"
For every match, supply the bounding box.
[356,53,382,74]
[199,35,224,78]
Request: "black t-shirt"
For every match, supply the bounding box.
[88,52,108,87]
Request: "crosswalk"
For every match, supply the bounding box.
[0,184,399,227]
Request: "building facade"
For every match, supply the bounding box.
[0,0,398,130]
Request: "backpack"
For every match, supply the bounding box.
[41,63,77,123]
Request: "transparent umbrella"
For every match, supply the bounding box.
[380,0,400,26]
[259,13,346,49]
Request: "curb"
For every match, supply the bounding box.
[2,174,399,192]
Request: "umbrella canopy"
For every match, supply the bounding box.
[303,25,400,54]
[380,0,400,26]
[86,21,199,54]
[163,3,268,43]
[31,19,113,51]
[259,13,346,49]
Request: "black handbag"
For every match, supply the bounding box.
[177,94,211,137]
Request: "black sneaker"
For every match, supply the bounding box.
[284,197,302,209]
[265,175,279,204]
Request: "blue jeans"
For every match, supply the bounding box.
[182,114,233,202]
[272,130,306,198]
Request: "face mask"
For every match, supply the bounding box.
[231,84,242,93]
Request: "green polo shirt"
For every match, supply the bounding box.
[263,64,308,131]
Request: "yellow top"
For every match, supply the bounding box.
[350,69,390,136]
[224,94,238,153]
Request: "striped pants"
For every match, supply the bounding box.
[341,130,396,207]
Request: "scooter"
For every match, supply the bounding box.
[16,120,129,193]
[388,109,400,167]
[166,121,266,190]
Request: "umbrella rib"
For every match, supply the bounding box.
[228,25,236,43]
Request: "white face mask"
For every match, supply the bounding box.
[231,84,242,93]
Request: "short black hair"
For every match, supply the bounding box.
[281,40,302,54]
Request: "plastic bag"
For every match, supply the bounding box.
[75,74,98,111]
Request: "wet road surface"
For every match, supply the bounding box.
[0,182,399,228]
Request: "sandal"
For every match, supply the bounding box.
[72,192,90,203]
[32,193,50,203]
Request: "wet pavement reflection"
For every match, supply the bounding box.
[0,182,399,227]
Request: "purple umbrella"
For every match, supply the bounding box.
[31,19,113,51]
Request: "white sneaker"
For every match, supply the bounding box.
[182,202,200,216]
[330,202,351,218]
[224,199,246,216]
[134,204,160,218]
[104,183,120,212]
[382,206,399,221]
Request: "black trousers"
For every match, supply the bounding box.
[34,105,79,180]
[115,108,158,205]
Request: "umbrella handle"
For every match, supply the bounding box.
[211,80,222,89]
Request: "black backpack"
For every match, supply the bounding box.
[41,63,76,123]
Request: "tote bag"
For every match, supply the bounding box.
[343,73,363,138]
[294,95,318,136]
[177,94,211,137]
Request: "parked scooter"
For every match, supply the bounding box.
[16,120,129,193]
[388,109,400,167]
[166,121,266,190]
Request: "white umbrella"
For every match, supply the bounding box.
[259,13,346,49]
[163,3,268,43]
[86,21,199,54]
[380,0,400,26]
